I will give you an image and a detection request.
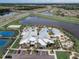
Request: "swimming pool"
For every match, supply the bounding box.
[0,31,15,37]
[0,39,8,48]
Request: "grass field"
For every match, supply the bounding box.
[56,51,70,59]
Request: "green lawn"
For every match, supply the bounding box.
[56,51,70,59]
[34,13,79,24]
[12,38,20,48]
[0,48,4,58]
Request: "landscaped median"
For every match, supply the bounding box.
[11,38,20,48]
[33,13,79,24]
[56,51,70,59]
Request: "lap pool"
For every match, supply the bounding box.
[0,31,15,37]
[0,39,8,48]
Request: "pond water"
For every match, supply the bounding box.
[40,11,53,16]
[0,9,11,16]
[20,16,79,39]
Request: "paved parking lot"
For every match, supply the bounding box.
[12,54,55,59]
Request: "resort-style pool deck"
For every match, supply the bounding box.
[0,31,16,58]
[0,30,17,48]
[0,38,12,58]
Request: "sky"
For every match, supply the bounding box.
[0,0,79,3]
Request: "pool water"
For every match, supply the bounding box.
[0,31,15,37]
[0,39,8,47]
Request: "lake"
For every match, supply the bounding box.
[20,16,79,39]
